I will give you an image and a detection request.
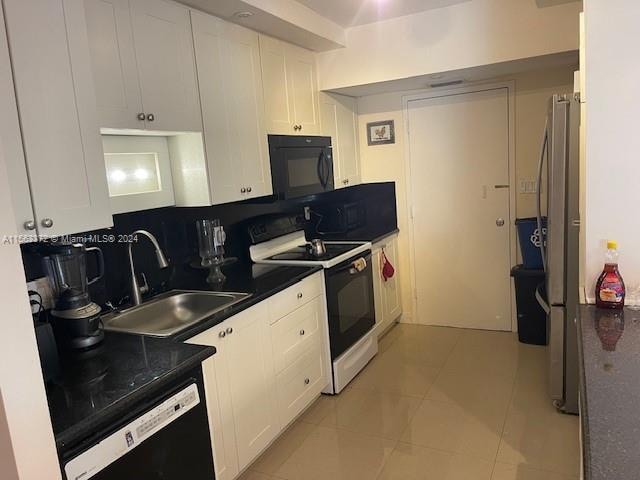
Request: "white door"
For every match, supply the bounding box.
[286,43,320,135]
[4,0,112,236]
[130,0,201,132]
[224,303,279,470]
[84,0,144,130]
[407,87,512,331]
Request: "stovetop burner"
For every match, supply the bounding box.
[267,243,361,262]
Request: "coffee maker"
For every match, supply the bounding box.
[43,243,105,349]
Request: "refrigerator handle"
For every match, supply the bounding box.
[536,117,549,272]
[535,283,550,315]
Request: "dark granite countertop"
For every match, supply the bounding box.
[577,304,640,480]
[170,262,323,340]
[46,333,214,450]
[47,263,321,451]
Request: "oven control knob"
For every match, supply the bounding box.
[297,292,303,299]
[299,329,305,336]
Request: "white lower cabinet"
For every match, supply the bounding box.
[187,272,329,479]
[372,234,403,336]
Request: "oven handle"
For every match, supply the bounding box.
[330,255,371,276]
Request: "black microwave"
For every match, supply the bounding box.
[268,135,334,200]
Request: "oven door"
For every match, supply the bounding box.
[325,251,375,360]
[269,135,334,199]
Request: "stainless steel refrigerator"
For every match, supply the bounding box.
[535,94,580,415]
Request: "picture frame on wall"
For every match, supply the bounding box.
[367,120,395,146]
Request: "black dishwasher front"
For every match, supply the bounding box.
[60,366,215,480]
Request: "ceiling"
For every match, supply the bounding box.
[295,0,471,27]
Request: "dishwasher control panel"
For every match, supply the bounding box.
[64,383,200,480]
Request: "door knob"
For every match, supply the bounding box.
[496,218,505,227]
[41,218,54,228]
[137,112,146,121]
[24,220,36,231]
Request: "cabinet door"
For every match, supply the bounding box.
[186,328,240,480]
[225,303,280,470]
[285,43,320,135]
[84,0,144,130]
[130,0,201,132]
[193,13,271,204]
[382,237,402,322]
[4,0,112,236]
[371,247,385,332]
[0,1,35,236]
[320,93,360,188]
[260,35,294,135]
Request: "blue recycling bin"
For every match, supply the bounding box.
[515,217,547,269]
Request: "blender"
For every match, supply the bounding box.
[43,243,105,349]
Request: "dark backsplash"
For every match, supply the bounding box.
[21,182,397,306]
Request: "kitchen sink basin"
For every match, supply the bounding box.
[102,290,251,337]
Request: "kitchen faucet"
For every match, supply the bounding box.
[128,230,169,306]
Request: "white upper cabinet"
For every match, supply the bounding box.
[260,35,320,135]
[0,1,35,236]
[320,93,361,188]
[190,12,272,204]
[84,0,143,130]
[84,0,202,132]
[4,0,112,236]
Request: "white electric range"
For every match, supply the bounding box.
[250,229,378,394]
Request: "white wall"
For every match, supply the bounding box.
[357,67,575,322]
[318,0,581,91]
[583,0,640,301]
[0,138,60,479]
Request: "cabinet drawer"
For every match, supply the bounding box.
[276,341,326,426]
[268,272,324,323]
[271,296,324,373]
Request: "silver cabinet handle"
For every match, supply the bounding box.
[247,186,252,193]
[300,329,305,336]
[226,327,233,335]
[24,220,36,231]
[240,187,246,193]
[41,218,53,228]
[219,331,226,338]
[494,184,510,189]
[146,113,155,122]
[137,112,146,121]
[496,218,505,227]
[304,378,310,385]
[297,292,303,299]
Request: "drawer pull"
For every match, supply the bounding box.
[299,329,305,336]
[297,292,303,299]
[219,331,226,338]
[226,327,233,335]
[304,378,310,385]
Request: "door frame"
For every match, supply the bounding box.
[402,81,517,331]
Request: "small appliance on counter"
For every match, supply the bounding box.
[42,243,105,349]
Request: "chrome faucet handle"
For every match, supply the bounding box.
[138,272,149,295]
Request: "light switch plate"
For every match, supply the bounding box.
[519,179,538,194]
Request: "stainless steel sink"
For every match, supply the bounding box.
[102,290,251,337]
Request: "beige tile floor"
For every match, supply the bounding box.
[240,323,580,480]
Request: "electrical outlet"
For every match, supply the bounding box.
[27,277,54,313]
[519,179,538,194]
